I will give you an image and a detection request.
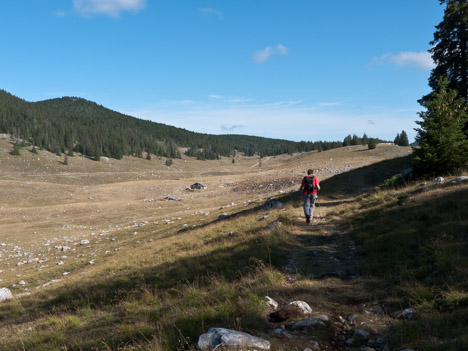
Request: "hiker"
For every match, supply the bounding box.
[299,169,320,224]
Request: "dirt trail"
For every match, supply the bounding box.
[279,197,391,350]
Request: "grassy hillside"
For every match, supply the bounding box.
[0,140,466,350]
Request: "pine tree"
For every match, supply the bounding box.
[414,77,468,175]
[362,133,369,145]
[343,135,352,146]
[425,0,468,134]
[394,133,401,145]
[368,138,377,150]
[351,134,360,145]
[399,130,409,146]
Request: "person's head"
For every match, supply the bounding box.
[307,169,314,175]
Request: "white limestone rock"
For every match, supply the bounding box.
[197,327,270,350]
[287,300,312,315]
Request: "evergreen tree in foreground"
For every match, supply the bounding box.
[414,77,468,175]
[425,0,468,134]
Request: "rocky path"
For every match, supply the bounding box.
[274,199,395,351]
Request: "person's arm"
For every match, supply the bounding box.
[299,177,305,192]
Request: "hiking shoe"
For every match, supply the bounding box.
[306,216,310,224]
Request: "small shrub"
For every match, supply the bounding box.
[11,145,21,156]
[165,158,173,167]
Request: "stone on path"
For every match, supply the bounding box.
[197,327,270,350]
[291,317,326,330]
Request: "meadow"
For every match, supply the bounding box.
[0,135,466,351]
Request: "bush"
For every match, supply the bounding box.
[11,145,21,156]
[368,138,377,149]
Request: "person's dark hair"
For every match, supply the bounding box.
[307,169,314,175]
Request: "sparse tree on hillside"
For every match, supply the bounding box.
[343,135,352,146]
[394,133,401,145]
[414,77,468,175]
[362,133,369,145]
[368,138,377,150]
[351,134,361,145]
[399,130,409,146]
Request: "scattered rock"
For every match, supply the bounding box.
[218,213,228,220]
[347,314,358,322]
[434,176,445,185]
[265,296,278,310]
[190,182,207,190]
[308,340,321,350]
[396,308,416,320]
[287,300,312,315]
[291,317,326,330]
[271,328,293,339]
[80,240,90,245]
[262,198,284,210]
[197,327,270,350]
[267,221,282,229]
[42,279,62,288]
[0,288,13,301]
[456,176,468,183]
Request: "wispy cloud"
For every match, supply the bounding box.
[221,124,244,132]
[209,94,253,104]
[199,8,223,20]
[317,101,341,107]
[372,51,435,70]
[73,0,147,17]
[253,44,289,64]
[54,10,67,17]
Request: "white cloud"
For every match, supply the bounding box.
[199,8,223,20]
[73,0,146,17]
[372,51,435,70]
[55,10,67,17]
[253,44,289,64]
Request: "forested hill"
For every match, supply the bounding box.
[0,90,342,160]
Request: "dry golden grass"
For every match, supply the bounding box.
[2,135,437,351]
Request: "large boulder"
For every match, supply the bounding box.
[197,328,270,350]
[0,288,13,301]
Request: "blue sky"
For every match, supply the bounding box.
[1,1,445,143]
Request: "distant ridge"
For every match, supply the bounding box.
[0,90,342,160]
